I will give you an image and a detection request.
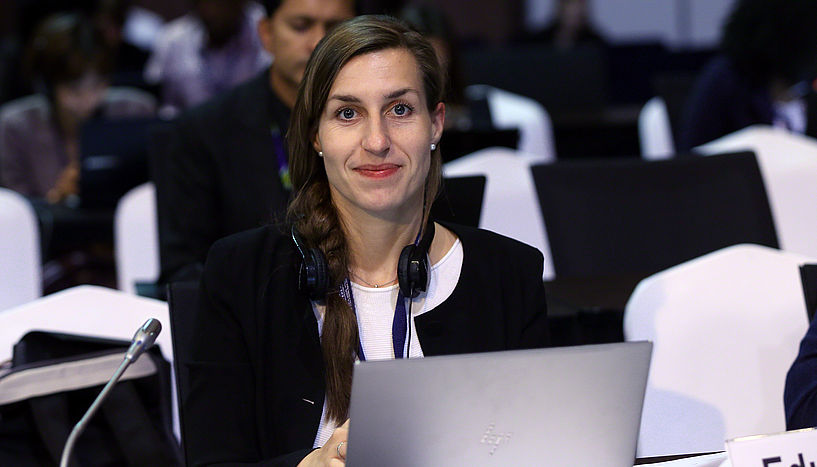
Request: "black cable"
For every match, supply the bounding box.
[406,296,413,358]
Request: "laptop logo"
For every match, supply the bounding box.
[480,423,513,455]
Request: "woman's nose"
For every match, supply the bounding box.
[361,118,390,155]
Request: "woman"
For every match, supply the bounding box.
[0,12,155,202]
[186,15,549,466]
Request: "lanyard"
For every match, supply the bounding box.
[339,279,409,361]
[337,230,424,360]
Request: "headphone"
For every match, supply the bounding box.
[291,221,435,300]
[291,225,329,301]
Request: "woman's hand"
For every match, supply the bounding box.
[298,419,349,466]
[46,161,80,204]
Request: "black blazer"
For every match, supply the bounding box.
[155,68,291,285]
[785,314,817,430]
[184,222,549,466]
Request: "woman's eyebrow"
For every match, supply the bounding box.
[327,88,419,104]
[385,88,417,99]
[327,94,360,103]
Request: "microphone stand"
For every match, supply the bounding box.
[59,358,132,467]
[59,318,162,467]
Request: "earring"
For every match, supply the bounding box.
[318,151,323,157]
[430,143,437,151]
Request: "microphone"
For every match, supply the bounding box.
[125,318,162,362]
[59,318,163,467]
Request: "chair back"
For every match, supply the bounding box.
[467,84,556,162]
[166,281,199,467]
[530,151,778,278]
[624,244,812,456]
[444,147,553,279]
[438,127,519,163]
[639,96,674,160]
[115,182,159,294]
[0,188,40,310]
[462,44,607,113]
[696,125,817,259]
[431,175,486,228]
[800,264,817,322]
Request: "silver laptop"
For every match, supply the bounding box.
[346,341,652,467]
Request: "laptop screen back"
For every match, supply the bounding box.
[346,341,652,467]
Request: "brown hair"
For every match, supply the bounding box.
[25,13,112,91]
[287,15,445,422]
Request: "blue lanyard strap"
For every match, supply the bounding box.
[339,278,409,361]
[392,290,408,358]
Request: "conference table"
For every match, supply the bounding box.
[0,286,752,466]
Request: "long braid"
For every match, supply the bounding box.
[290,180,358,422]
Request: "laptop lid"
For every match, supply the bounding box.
[346,341,652,467]
[79,117,157,209]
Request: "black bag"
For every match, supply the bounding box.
[0,331,182,466]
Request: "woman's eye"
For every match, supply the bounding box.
[393,104,409,116]
[339,108,356,120]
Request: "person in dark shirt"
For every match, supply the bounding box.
[678,0,817,151]
[785,315,817,430]
[155,0,355,284]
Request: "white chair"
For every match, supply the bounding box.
[466,84,556,163]
[114,182,159,294]
[0,284,178,438]
[638,96,674,160]
[443,147,554,279]
[0,187,40,310]
[624,244,813,456]
[696,125,817,260]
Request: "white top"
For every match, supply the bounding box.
[311,239,464,447]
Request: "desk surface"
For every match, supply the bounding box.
[636,452,728,467]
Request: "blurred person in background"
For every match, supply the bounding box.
[0,12,155,292]
[155,0,355,285]
[678,0,817,151]
[93,0,152,84]
[144,0,271,114]
[0,12,155,203]
[524,0,606,50]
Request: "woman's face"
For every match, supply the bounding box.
[314,48,444,219]
[54,72,108,124]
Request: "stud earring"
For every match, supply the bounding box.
[430,143,437,151]
[318,151,323,157]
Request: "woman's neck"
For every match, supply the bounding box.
[54,104,79,139]
[341,207,424,286]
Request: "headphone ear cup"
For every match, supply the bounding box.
[397,244,414,297]
[292,226,329,300]
[308,247,329,299]
[411,247,429,296]
[398,244,429,299]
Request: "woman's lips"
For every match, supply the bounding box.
[354,164,400,178]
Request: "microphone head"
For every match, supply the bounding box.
[125,318,162,362]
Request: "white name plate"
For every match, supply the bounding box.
[726,428,817,467]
